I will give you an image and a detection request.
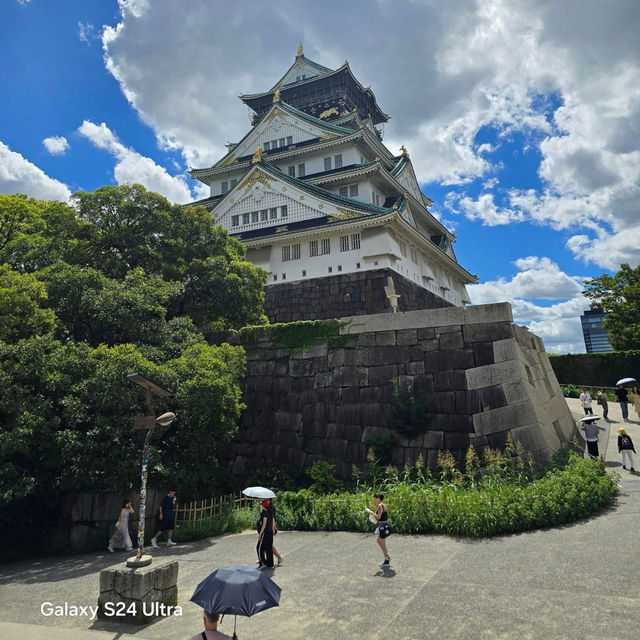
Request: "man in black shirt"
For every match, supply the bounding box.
[616,385,630,422]
[151,489,177,548]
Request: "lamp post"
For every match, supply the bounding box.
[127,373,174,568]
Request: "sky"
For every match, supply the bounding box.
[1,0,639,353]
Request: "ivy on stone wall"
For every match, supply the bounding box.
[549,351,640,387]
[234,319,351,354]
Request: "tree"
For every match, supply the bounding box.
[0,265,56,341]
[583,263,640,351]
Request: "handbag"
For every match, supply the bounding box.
[111,522,124,545]
[378,522,392,539]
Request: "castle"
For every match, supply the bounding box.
[188,44,477,323]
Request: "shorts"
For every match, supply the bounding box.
[158,517,175,531]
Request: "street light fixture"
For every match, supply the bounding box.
[127,373,174,567]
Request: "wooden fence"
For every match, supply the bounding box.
[174,493,252,528]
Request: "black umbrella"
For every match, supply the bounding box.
[191,564,281,638]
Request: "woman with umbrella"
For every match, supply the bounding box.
[190,611,234,639]
[257,499,275,569]
[615,378,635,422]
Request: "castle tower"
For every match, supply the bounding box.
[189,45,477,322]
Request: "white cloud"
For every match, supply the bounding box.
[42,135,70,156]
[78,22,96,46]
[78,120,193,203]
[469,256,589,353]
[0,141,71,201]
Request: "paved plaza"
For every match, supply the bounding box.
[1,397,639,640]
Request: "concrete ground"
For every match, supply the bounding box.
[1,398,639,640]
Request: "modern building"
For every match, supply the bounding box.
[188,44,477,322]
[580,308,614,353]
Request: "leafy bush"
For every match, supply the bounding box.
[306,461,343,494]
[274,448,617,538]
[388,377,430,440]
[173,507,256,543]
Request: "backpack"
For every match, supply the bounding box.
[620,435,632,448]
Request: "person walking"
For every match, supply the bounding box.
[269,500,284,566]
[579,417,605,459]
[108,499,134,553]
[190,611,235,640]
[257,499,274,569]
[368,493,391,567]
[151,489,177,548]
[631,386,640,420]
[617,428,636,472]
[596,389,609,421]
[580,389,593,415]
[615,384,630,422]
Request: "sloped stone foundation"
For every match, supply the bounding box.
[227,303,576,478]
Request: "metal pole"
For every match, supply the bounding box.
[136,389,155,558]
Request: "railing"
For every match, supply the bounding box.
[175,493,252,528]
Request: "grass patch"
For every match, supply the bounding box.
[275,445,618,538]
[172,508,255,543]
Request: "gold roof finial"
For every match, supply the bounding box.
[251,145,263,164]
[273,88,281,103]
[400,145,409,157]
[296,42,304,58]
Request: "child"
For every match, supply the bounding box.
[617,428,636,472]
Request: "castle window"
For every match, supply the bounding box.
[292,243,300,259]
[302,270,306,277]
[271,139,278,148]
[286,136,293,146]
[351,233,361,250]
[260,210,268,221]
[310,240,319,257]
[324,157,332,171]
[231,215,239,227]
[264,141,270,151]
[334,154,343,169]
[230,179,238,189]
[251,211,259,223]
[288,165,295,177]
[242,213,250,225]
[340,235,350,252]
[298,163,306,177]
[337,265,342,271]
[356,262,361,269]
[339,186,348,197]
[282,273,286,280]
[269,208,277,219]
[321,238,331,255]
[279,138,285,147]
[282,246,291,261]
[328,266,333,273]
[221,181,228,194]
[280,205,288,218]
[273,274,277,281]
[349,184,359,197]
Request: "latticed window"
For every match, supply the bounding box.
[349,184,359,197]
[230,179,238,189]
[288,166,295,177]
[282,245,291,261]
[310,240,319,257]
[280,205,288,218]
[298,163,306,177]
[231,215,239,227]
[286,136,293,145]
[340,235,350,252]
[221,181,228,194]
[339,186,348,197]
[292,243,300,259]
[242,213,250,224]
[264,141,270,151]
[251,211,258,223]
[324,157,332,171]
[321,238,331,255]
[351,233,361,250]
[269,208,277,219]
[334,154,343,169]
[279,138,285,147]
[260,210,268,221]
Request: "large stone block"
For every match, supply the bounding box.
[463,322,513,343]
[466,360,528,390]
[473,401,540,437]
[439,329,464,350]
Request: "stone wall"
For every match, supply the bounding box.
[264,268,453,323]
[226,303,576,479]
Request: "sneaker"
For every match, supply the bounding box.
[151,537,158,548]
[379,557,390,567]
[108,545,114,553]
[623,465,627,470]
[167,539,177,546]
[277,557,284,566]
[632,468,636,472]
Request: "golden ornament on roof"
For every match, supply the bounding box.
[297,42,304,58]
[273,88,281,103]
[251,146,263,164]
[400,145,409,157]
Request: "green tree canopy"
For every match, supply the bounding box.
[583,263,640,351]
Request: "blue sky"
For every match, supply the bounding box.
[2,0,639,353]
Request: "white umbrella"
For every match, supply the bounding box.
[578,415,600,422]
[616,377,636,386]
[242,486,276,499]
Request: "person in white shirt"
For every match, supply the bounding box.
[580,389,593,415]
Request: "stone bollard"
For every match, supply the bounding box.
[98,559,179,624]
